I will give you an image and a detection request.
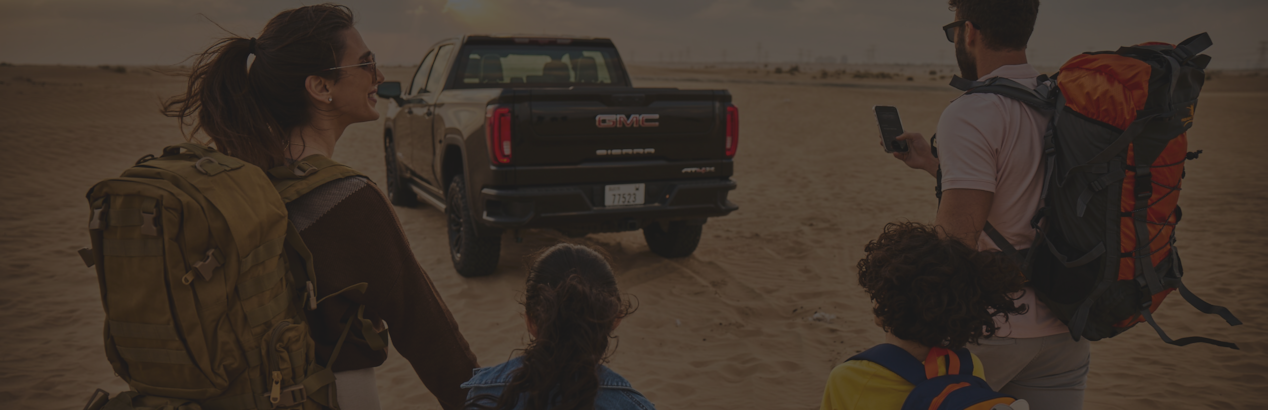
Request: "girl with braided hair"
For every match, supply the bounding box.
[461,243,654,410]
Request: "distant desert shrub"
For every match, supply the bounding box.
[0,62,13,67]
[852,71,898,80]
[787,65,800,74]
[98,65,127,74]
[774,67,783,74]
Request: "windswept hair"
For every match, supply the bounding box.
[857,222,1027,350]
[468,243,635,410]
[162,4,354,169]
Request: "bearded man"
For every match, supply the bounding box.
[890,1,1090,409]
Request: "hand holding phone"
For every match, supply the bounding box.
[874,106,909,153]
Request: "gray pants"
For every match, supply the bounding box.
[333,367,382,410]
[969,333,1091,410]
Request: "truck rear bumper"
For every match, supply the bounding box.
[479,179,738,231]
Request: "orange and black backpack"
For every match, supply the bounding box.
[945,33,1241,348]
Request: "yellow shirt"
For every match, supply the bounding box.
[819,351,986,410]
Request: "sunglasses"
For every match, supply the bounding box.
[325,60,377,73]
[942,20,980,43]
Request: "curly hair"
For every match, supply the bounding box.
[467,243,635,410]
[948,0,1040,51]
[857,222,1028,350]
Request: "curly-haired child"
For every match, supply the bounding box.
[820,222,1030,410]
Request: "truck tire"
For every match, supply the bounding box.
[446,175,501,277]
[643,221,703,258]
[383,133,418,207]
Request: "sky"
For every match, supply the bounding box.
[1,0,1265,70]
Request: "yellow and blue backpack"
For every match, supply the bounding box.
[847,344,1026,410]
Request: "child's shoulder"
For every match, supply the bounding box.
[461,356,525,388]
[830,357,908,386]
[831,344,987,387]
[459,357,649,391]
[822,356,914,410]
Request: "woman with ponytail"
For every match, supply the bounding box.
[461,243,654,410]
[163,4,478,410]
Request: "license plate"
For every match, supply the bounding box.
[604,183,645,206]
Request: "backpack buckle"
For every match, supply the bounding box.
[305,281,317,310]
[89,208,106,230]
[140,211,158,236]
[1030,208,1047,230]
[190,249,223,282]
[293,162,318,177]
[195,157,225,175]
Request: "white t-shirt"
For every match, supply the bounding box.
[936,64,1068,338]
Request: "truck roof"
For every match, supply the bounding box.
[462,35,615,47]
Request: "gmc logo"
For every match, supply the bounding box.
[595,114,660,128]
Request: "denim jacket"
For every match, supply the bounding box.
[460,356,656,410]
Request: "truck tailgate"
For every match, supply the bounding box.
[513,89,730,169]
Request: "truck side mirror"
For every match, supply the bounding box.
[377,81,404,105]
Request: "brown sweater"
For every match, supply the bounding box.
[286,176,478,410]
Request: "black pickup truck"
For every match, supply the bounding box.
[376,35,739,277]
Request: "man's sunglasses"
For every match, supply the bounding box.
[942,20,979,43]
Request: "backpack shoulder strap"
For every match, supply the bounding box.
[270,155,392,355]
[846,344,927,385]
[1172,32,1212,62]
[950,75,1055,112]
[946,347,975,376]
[268,155,366,204]
[945,75,1058,265]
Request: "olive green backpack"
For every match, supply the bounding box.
[78,143,386,410]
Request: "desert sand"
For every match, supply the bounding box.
[1,63,1266,410]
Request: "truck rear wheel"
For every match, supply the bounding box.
[384,133,418,207]
[447,175,501,277]
[643,221,703,258]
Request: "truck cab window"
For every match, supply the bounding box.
[424,45,454,93]
[410,50,436,95]
[456,46,623,88]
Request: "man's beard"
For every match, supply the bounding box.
[955,37,978,80]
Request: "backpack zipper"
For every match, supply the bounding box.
[265,320,292,405]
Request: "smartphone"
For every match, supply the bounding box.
[874,106,909,153]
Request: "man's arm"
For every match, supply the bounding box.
[887,132,994,247]
[935,188,994,248]
[891,132,939,177]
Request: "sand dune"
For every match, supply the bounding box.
[1,64,1265,409]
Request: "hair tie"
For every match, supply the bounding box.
[248,37,257,54]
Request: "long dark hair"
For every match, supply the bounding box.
[470,243,634,410]
[163,4,354,169]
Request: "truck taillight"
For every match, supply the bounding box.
[486,105,512,164]
[725,105,739,158]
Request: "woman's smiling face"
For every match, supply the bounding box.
[327,27,384,124]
